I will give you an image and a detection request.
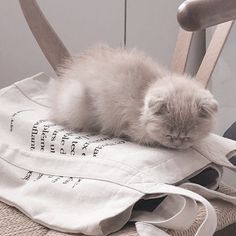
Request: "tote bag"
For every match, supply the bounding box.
[0,72,236,236]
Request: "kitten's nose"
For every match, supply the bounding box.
[166,135,188,146]
[172,138,182,147]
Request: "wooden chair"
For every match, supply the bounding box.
[6,1,234,235]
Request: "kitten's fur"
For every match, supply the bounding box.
[50,45,218,149]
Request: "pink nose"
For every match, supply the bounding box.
[172,139,182,147]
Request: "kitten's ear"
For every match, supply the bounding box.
[198,97,218,118]
[145,88,169,115]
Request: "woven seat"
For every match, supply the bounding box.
[0,184,235,236]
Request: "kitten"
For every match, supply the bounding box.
[50,45,218,149]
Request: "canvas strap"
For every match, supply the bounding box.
[172,21,234,87]
[133,182,236,236]
[133,183,217,236]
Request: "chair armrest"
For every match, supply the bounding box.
[177,0,236,31]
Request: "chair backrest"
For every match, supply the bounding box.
[171,21,234,88]
[19,0,71,75]
[19,0,234,88]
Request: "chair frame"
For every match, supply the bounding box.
[16,1,236,235]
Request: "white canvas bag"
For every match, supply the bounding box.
[0,72,236,236]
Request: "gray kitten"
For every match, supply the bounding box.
[50,45,218,149]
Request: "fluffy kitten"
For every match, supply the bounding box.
[50,45,218,149]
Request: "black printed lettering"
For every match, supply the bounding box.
[51,130,58,141]
[51,176,63,183]
[40,125,50,151]
[63,177,73,184]
[61,134,69,145]
[72,178,81,188]
[71,141,78,155]
[22,171,33,181]
[10,109,33,132]
[50,144,55,153]
[60,148,66,155]
[34,173,43,181]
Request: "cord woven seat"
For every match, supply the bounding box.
[0,183,235,236]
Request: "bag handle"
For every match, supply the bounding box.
[172,21,234,88]
[19,0,71,75]
[134,182,236,236]
[132,194,198,230]
[133,183,218,236]
[135,222,171,236]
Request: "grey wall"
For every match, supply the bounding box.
[126,0,183,67]
[0,0,124,87]
[0,0,204,88]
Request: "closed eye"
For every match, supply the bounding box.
[154,104,169,116]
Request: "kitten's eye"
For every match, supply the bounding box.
[199,107,210,118]
[154,104,168,116]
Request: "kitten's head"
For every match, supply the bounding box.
[140,75,218,149]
